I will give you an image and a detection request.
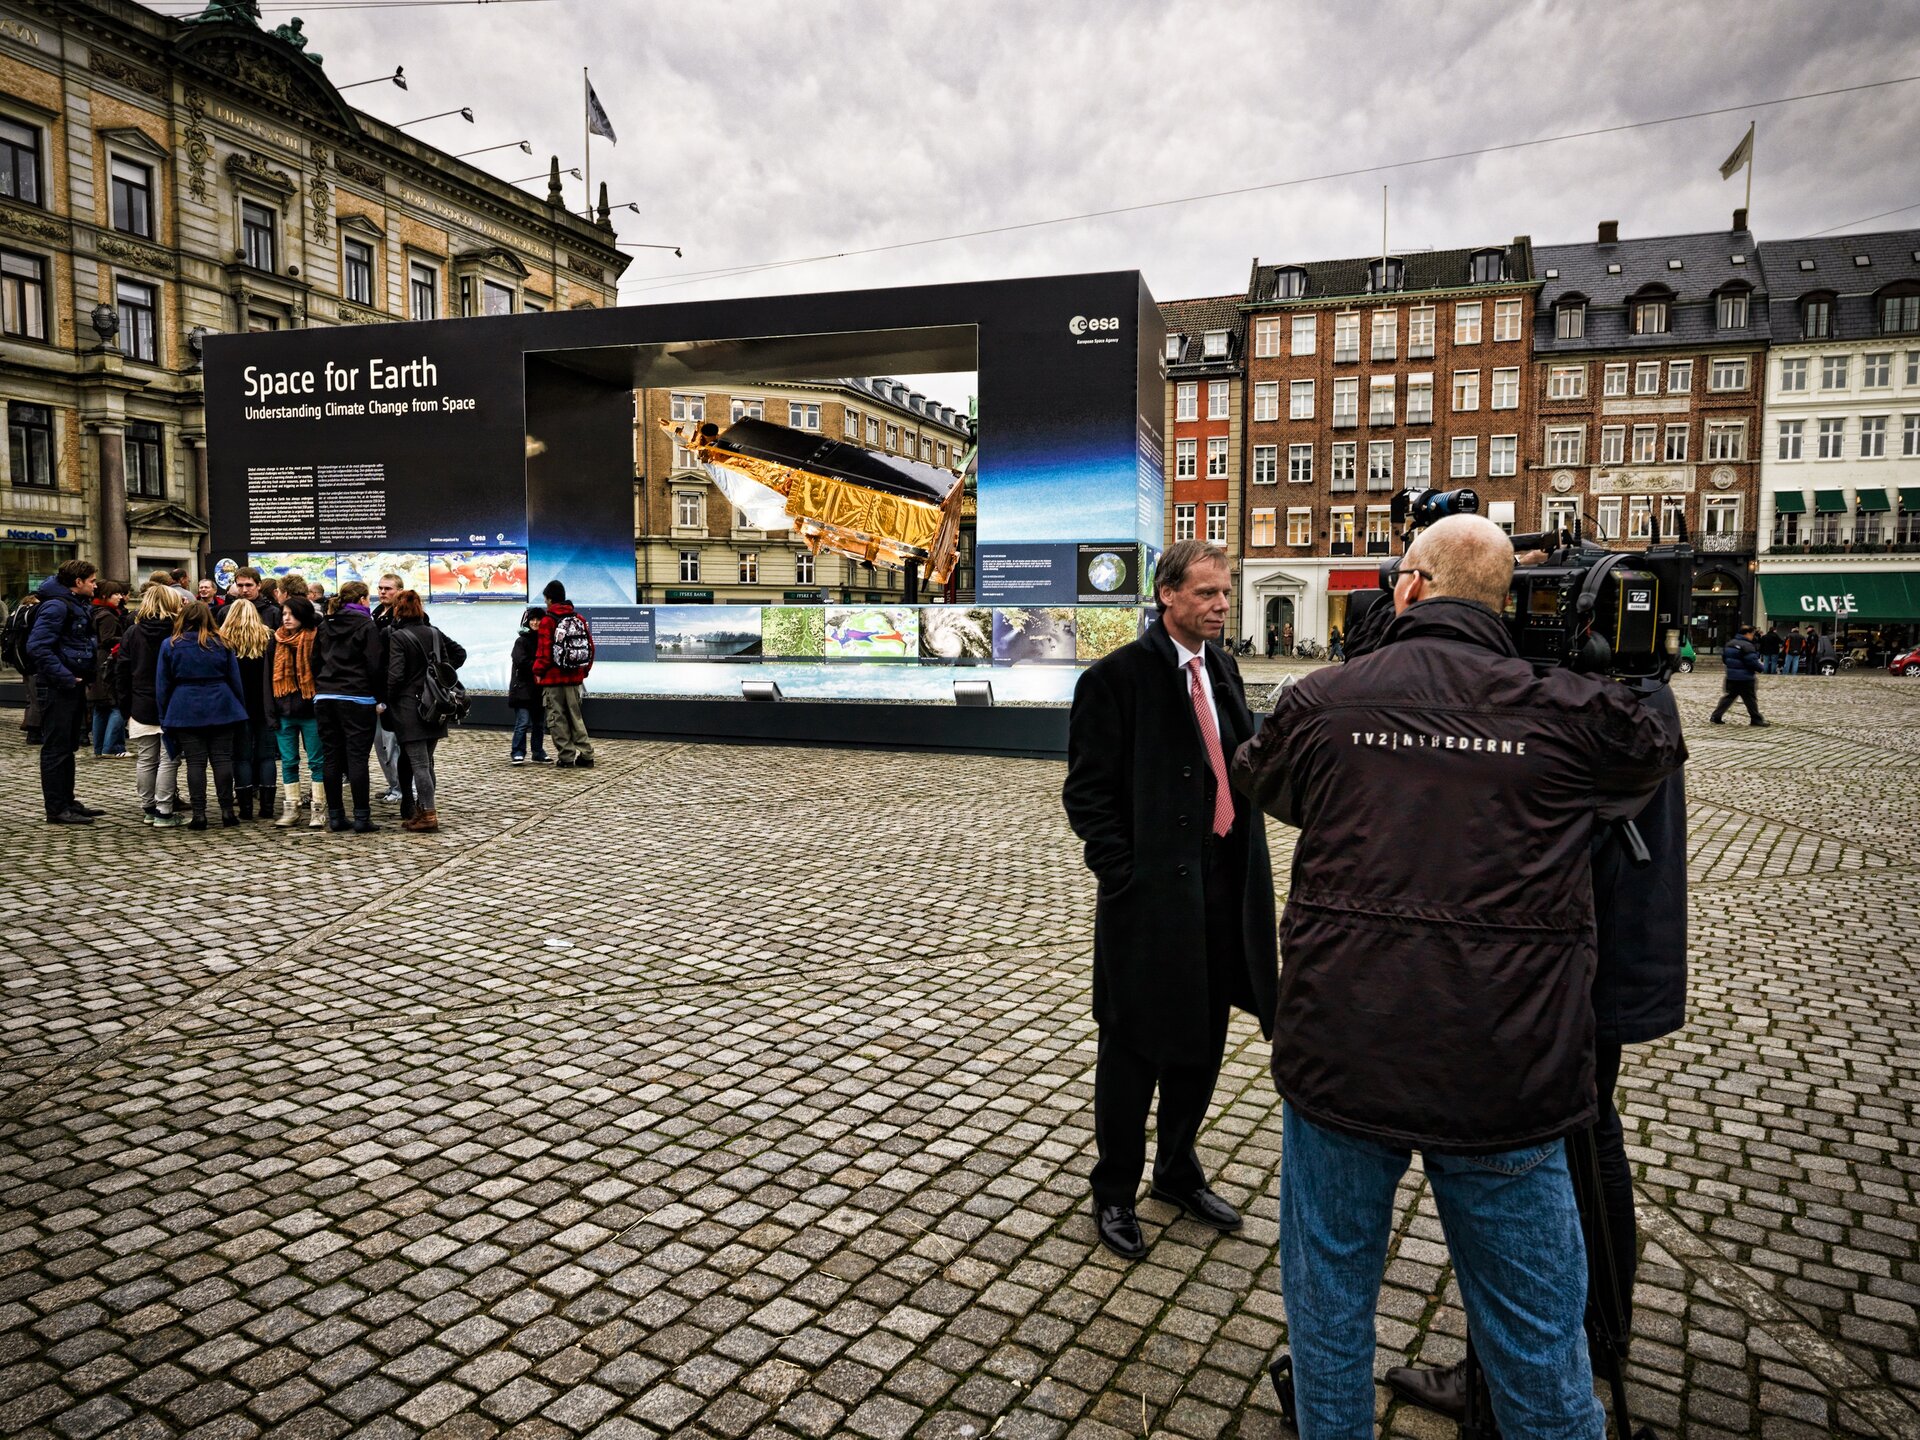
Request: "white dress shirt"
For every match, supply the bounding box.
[1171,636,1221,737]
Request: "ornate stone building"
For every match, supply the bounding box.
[0,0,626,599]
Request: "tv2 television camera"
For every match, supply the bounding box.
[1374,486,1695,682]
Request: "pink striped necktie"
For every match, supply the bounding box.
[1188,657,1233,837]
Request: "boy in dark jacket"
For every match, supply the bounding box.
[508,606,552,764]
[1710,623,1766,725]
[26,561,102,823]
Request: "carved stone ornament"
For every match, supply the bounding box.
[97,235,174,273]
[209,44,295,104]
[226,152,295,198]
[307,145,332,242]
[1550,469,1576,493]
[1710,465,1737,490]
[336,154,382,187]
[0,201,67,245]
[567,254,605,282]
[336,301,386,326]
[184,88,212,202]
[89,51,166,98]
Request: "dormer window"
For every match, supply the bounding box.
[1666,259,1683,271]
[1800,292,1834,339]
[1202,330,1228,359]
[1715,285,1750,330]
[1606,263,1622,275]
[1798,258,1816,271]
[1165,333,1182,362]
[1272,266,1307,300]
[1367,257,1404,293]
[1854,255,1873,268]
[1879,282,1920,334]
[1469,249,1505,284]
[1555,296,1586,340]
[1630,286,1672,336]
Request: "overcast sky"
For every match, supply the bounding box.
[163,0,1920,409]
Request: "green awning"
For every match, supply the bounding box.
[1856,487,1892,513]
[1772,491,1807,515]
[1813,489,1849,514]
[1900,486,1920,511]
[1759,571,1920,622]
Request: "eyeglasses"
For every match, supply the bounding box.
[1395,566,1435,585]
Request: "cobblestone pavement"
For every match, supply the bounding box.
[2,669,1917,1440]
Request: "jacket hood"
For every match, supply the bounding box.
[137,616,172,638]
[546,601,576,617]
[1378,597,1518,657]
[35,575,74,603]
[321,608,372,631]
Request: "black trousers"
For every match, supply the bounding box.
[176,726,236,817]
[1711,679,1761,723]
[36,680,85,818]
[1587,1037,1638,1339]
[1091,829,1242,1208]
[317,700,378,813]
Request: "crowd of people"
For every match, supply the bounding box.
[10,562,600,832]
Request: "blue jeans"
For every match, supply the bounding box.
[511,705,548,759]
[1785,654,1801,674]
[1279,1106,1603,1440]
[91,705,126,755]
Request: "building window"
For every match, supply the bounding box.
[1704,419,1746,461]
[1405,438,1431,481]
[1716,291,1748,329]
[1779,357,1808,392]
[1489,434,1517,477]
[1334,313,1360,363]
[1860,415,1888,458]
[116,278,157,363]
[1333,378,1359,426]
[1165,333,1182,362]
[1631,296,1669,334]
[670,392,705,422]
[1703,496,1740,537]
[1176,381,1197,421]
[1206,437,1229,478]
[1369,377,1395,426]
[0,118,40,205]
[1664,423,1689,462]
[1470,251,1505,284]
[1494,299,1522,342]
[1450,436,1477,478]
[1602,363,1628,398]
[1330,442,1357,491]
[1174,503,1196,541]
[1454,301,1482,344]
[1175,439,1196,479]
[476,279,511,316]
[522,298,545,313]
[1905,413,1920,457]
[1544,497,1579,535]
[867,417,880,445]
[1452,370,1480,411]
[1273,267,1307,299]
[843,408,858,438]
[1817,417,1845,459]
[1658,496,1686,539]
[1407,375,1433,424]
[1409,306,1435,357]
[1820,354,1849,389]
[343,238,374,305]
[0,249,46,341]
[1251,508,1277,547]
[1287,509,1312,546]
[1802,298,1832,338]
[1600,425,1625,465]
[1290,379,1314,420]
[1290,314,1316,355]
[738,551,758,583]
[1546,426,1585,465]
[1254,317,1281,358]
[1253,381,1279,422]
[1371,310,1396,360]
[1777,419,1805,460]
[409,261,437,320]
[737,399,766,424]
[247,312,277,332]
[242,200,276,272]
[1709,357,1749,391]
[1205,502,1227,543]
[1668,359,1693,393]
[110,157,153,238]
[1367,440,1394,490]
[8,402,52,487]
[1207,380,1229,419]
[1366,508,1393,550]
[1288,443,1313,483]
[1597,496,1622,540]
[1622,496,1652,541]
[1631,424,1658,464]
[1634,362,1660,396]
[1491,367,1519,410]
[1810,508,1845,546]
[1203,330,1228,359]
[795,551,814,585]
[1863,352,1892,388]
[1548,364,1585,400]
[675,491,701,527]
[125,420,163,498]
[788,402,820,430]
[1368,258,1404,293]
[678,550,700,582]
[1882,292,1920,334]
[1253,444,1278,484]
[1331,507,1356,551]
[1555,302,1584,340]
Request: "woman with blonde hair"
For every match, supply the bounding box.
[156,600,248,828]
[220,599,276,819]
[114,581,186,826]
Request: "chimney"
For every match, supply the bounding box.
[1732,207,1749,233]
[1597,220,1619,245]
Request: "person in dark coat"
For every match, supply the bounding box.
[116,583,186,826]
[508,606,551,764]
[228,566,281,631]
[26,561,103,824]
[156,601,249,829]
[87,582,130,756]
[1710,623,1766,724]
[220,599,277,820]
[1758,625,1782,674]
[383,589,467,833]
[312,579,386,833]
[1062,540,1279,1261]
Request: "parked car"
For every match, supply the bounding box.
[1889,645,1920,677]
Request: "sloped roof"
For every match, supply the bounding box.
[1159,294,1244,373]
[1757,229,1920,344]
[1534,226,1769,354]
[1247,240,1532,305]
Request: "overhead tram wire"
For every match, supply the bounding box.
[1805,201,1920,237]
[616,71,1920,299]
[150,1,553,12]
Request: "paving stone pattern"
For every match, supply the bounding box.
[1,669,1918,1439]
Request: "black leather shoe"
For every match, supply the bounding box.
[1149,1183,1242,1232]
[1093,1201,1147,1260]
[1384,1359,1467,1421]
[66,802,106,817]
[46,810,94,825]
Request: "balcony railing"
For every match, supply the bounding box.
[1366,540,1392,556]
[1770,538,1920,555]
[1695,530,1755,554]
[1330,541,1355,556]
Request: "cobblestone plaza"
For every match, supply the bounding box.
[2,670,1918,1440]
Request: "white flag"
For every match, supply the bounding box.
[587,83,617,144]
[1719,124,1752,180]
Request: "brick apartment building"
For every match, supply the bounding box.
[1158,294,1243,641]
[1238,239,1537,651]
[1532,214,1769,649]
[632,378,972,605]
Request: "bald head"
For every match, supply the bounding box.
[1404,515,1514,611]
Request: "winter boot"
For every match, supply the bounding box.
[276,783,302,827]
[309,781,327,828]
[257,785,276,819]
[237,789,254,821]
[352,807,379,833]
[402,809,439,833]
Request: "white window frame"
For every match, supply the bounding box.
[1708,357,1749,392]
[1600,425,1626,466]
[1204,502,1228,544]
[1406,375,1433,423]
[1254,317,1281,358]
[1175,438,1197,479]
[1493,298,1522,342]
[1173,503,1196,542]
[1367,439,1394,490]
[678,549,700,583]
[1290,379,1315,419]
[1371,309,1397,361]
[1664,423,1689,462]
[1450,435,1478,478]
[1704,419,1747,461]
[1549,364,1585,400]
[1206,437,1229,478]
[1176,382,1197,421]
[1820,354,1849,390]
[1859,415,1888,459]
[1286,508,1313,546]
[1330,441,1358,491]
[1405,438,1432,481]
[788,401,820,431]
[1288,443,1313,483]
[1251,508,1277,547]
[1631,424,1658,465]
[1779,357,1808,392]
[1667,359,1693,394]
[1207,380,1230,420]
[1862,352,1892,388]
[1777,419,1805,460]
[1603,363,1628,398]
[674,490,702,528]
[1334,312,1360,363]
[1253,381,1279,422]
[1491,367,1519,410]
[1489,434,1517,477]
[1597,496,1623,540]
[1290,314,1316,356]
[1452,370,1480,412]
[1546,426,1585,465]
[735,399,765,423]
[1202,330,1228,359]
[1634,362,1661,396]
[1369,375,1395,425]
[1408,305,1436,356]
[1253,444,1278,484]
[1816,417,1845,460]
[1332,377,1359,424]
[1455,301,1483,344]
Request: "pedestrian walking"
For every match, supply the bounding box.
[1281,620,1294,656]
[266,597,325,828]
[26,560,104,825]
[534,580,595,767]
[220,599,277,820]
[383,590,467,833]
[508,605,552,764]
[156,601,248,829]
[87,581,130,757]
[1710,623,1767,725]
[313,580,386,833]
[116,582,186,827]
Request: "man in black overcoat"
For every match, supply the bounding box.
[1062,540,1279,1259]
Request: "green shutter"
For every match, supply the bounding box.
[1855,487,1892,513]
[1813,489,1849,514]
[1771,491,1807,514]
[1758,572,1920,621]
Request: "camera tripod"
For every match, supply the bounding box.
[1268,1125,1657,1438]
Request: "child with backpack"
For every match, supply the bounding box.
[507,605,553,765]
[532,579,595,767]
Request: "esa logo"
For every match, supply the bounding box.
[1069,315,1119,335]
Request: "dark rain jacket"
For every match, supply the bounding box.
[1230,598,1684,1153]
[312,606,386,700]
[384,617,468,744]
[115,616,174,726]
[1062,618,1279,1067]
[1722,635,1763,683]
[24,576,96,687]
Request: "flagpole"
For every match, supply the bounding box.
[1746,122,1754,221]
[583,66,591,218]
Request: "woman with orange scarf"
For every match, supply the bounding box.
[266,596,324,827]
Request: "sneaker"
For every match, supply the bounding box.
[555,757,576,768]
[574,755,594,769]
[511,754,527,766]
[150,811,187,828]
[533,754,555,764]
[379,789,403,805]
[1709,717,1725,725]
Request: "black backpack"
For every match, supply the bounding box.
[411,627,469,727]
[1,601,35,675]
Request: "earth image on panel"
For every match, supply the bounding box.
[1087,551,1127,593]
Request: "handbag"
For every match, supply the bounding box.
[412,627,470,727]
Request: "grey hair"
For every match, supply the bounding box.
[1153,540,1229,612]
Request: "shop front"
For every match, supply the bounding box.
[1757,570,1920,660]
[1,526,78,605]
[1326,567,1382,653]
[1689,566,1748,653]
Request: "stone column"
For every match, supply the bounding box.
[94,422,130,582]
[183,431,210,576]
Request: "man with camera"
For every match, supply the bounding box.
[1232,515,1683,1439]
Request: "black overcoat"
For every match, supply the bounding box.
[1062,618,1279,1066]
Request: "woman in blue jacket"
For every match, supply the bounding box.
[156,600,250,828]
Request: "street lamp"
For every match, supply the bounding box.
[513,166,579,184]
[453,140,532,159]
[337,67,406,92]
[396,107,474,128]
